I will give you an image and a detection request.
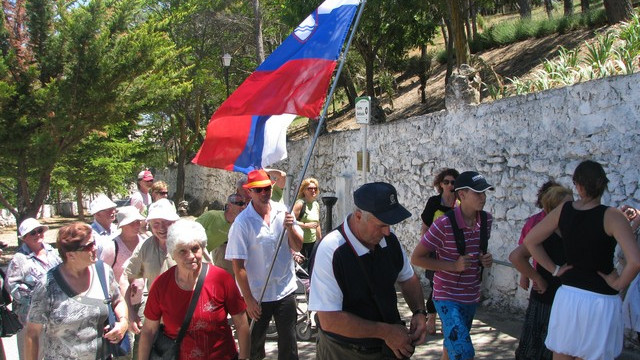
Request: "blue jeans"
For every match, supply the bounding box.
[250,292,298,360]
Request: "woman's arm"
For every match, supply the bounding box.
[104,295,129,343]
[137,318,160,360]
[24,322,43,360]
[601,208,640,291]
[509,244,547,292]
[524,205,571,276]
[231,311,250,360]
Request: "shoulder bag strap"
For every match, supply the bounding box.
[95,260,118,327]
[175,263,208,345]
[445,210,466,255]
[479,211,488,254]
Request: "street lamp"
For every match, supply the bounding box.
[222,53,232,98]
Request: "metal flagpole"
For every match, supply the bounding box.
[250,0,367,331]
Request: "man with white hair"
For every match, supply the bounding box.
[90,194,118,259]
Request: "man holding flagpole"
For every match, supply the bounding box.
[226,169,303,360]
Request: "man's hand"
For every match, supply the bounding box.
[453,255,473,272]
[129,313,143,334]
[409,313,428,346]
[284,212,296,228]
[480,252,493,268]
[383,323,415,359]
[245,296,262,321]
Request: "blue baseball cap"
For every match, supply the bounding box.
[353,182,411,225]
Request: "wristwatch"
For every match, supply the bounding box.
[412,309,428,317]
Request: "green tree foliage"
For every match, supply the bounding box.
[0,0,186,223]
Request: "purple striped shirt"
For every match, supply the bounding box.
[421,206,493,304]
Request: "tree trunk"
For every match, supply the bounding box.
[470,2,478,39]
[518,0,532,19]
[464,0,472,42]
[440,18,448,48]
[563,0,573,16]
[444,17,455,84]
[449,0,470,68]
[252,0,265,64]
[581,0,589,13]
[603,0,633,24]
[338,68,357,107]
[544,0,553,18]
[419,44,429,104]
[365,55,375,99]
[175,149,187,203]
[76,186,85,221]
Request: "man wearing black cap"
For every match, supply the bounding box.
[411,171,494,360]
[309,182,427,360]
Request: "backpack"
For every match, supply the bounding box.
[444,209,489,256]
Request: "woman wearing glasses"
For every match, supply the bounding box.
[25,222,128,360]
[7,218,61,360]
[293,177,322,268]
[150,181,170,203]
[419,168,459,335]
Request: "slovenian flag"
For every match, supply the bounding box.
[193,0,360,173]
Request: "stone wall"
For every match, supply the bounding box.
[165,72,640,310]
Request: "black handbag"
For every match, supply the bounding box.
[150,263,208,360]
[0,268,22,338]
[96,260,132,357]
[0,304,23,337]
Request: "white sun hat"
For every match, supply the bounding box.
[90,194,118,215]
[146,198,179,222]
[116,206,145,228]
[19,218,49,237]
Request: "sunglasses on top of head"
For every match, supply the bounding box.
[252,186,272,193]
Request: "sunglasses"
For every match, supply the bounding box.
[157,191,169,195]
[252,186,272,193]
[306,187,318,191]
[29,227,45,236]
[231,201,246,206]
[73,240,97,252]
[442,180,455,185]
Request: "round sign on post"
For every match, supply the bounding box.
[355,96,371,124]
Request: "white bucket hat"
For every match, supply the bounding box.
[90,194,118,215]
[146,198,179,221]
[116,206,145,228]
[19,218,49,237]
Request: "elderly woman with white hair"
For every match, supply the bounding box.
[138,219,249,360]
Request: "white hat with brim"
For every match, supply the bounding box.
[146,199,180,222]
[90,194,118,215]
[19,218,49,237]
[116,206,145,228]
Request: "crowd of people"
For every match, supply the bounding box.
[1,160,640,360]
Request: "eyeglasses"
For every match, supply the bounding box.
[74,240,97,252]
[306,187,318,191]
[252,186,272,193]
[158,191,169,195]
[442,180,455,185]
[230,201,246,206]
[28,227,45,236]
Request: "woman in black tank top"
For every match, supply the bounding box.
[523,160,640,360]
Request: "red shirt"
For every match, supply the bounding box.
[145,265,246,360]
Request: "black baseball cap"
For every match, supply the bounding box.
[454,171,495,192]
[353,182,411,225]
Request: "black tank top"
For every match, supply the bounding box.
[558,202,617,295]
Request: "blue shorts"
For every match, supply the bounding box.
[434,300,478,360]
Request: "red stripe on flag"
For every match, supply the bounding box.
[215,59,337,119]
[192,115,254,169]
